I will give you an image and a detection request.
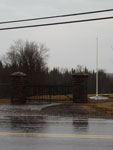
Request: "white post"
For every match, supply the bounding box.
[96,38,99,98]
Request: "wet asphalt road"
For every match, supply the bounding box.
[0,104,113,150]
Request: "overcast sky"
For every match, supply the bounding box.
[0,0,113,72]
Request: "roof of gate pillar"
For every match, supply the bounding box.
[11,72,27,77]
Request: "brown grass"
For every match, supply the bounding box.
[0,99,10,104]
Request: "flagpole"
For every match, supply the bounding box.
[89,38,108,100]
[96,37,98,98]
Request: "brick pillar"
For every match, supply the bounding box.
[11,72,27,104]
[72,73,88,103]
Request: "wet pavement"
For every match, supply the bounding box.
[0,104,113,150]
[0,104,58,116]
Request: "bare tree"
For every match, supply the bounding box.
[3,40,49,84]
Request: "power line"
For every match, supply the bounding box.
[0,16,113,31]
[0,8,113,25]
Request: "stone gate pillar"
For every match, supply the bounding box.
[11,72,27,104]
[72,73,88,103]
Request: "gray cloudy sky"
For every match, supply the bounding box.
[0,0,113,72]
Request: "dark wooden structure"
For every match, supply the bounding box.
[72,73,88,103]
[11,72,27,104]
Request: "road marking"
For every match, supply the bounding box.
[0,132,113,139]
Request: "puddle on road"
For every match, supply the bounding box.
[0,115,113,135]
[0,115,88,133]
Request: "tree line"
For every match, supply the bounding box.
[0,40,113,94]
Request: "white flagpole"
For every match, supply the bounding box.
[96,37,99,98]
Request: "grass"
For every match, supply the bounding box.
[28,93,113,101]
[85,103,113,117]
[0,98,10,104]
[88,93,113,99]
[40,100,113,118]
[27,94,73,104]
